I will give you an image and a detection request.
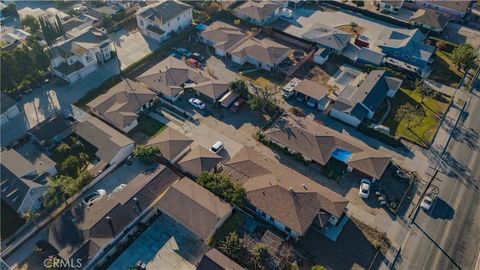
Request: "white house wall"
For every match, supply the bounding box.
[330,109,361,127]
[110,143,135,166]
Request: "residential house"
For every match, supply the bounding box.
[234,0,287,26]
[50,28,113,83]
[330,70,402,127]
[18,7,71,22]
[1,147,57,214]
[0,28,31,46]
[75,116,134,172]
[230,37,290,71]
[138,56,229,102]
[377,28,435,76]
[157,178,233,241]
[197,248,245,270]
[404,0,472,19]
[48,166,180,269]
[264,115,391,180]
[410,9,451,33]
[377,0,404,13]
[28,112,76,147]
[87,4,122,20]
[62,15,97,37]
[147,127,193,163]
[87,79,157,133]
[136,0,192,42]
[302,23,352,53]
[199,21,247,57]
[178,145,223,178]
[294,79,330,111]
[1,93,20,126]
[222,146,349,239]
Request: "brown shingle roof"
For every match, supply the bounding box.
[411,9,450,30]
[147,127,193,162]
[157,178,232,241]
[138,56,225,98]
[75,116,133,162]
[264,115,390,179]
[49,166,179,263]
[178,145,223,178]
[294,79,329,100]
[235,0,284,22]
[87,79,156,131]
[200,21,247,52]
[197,248,245,270]
[223,147,348,235]
[230,37,290,66]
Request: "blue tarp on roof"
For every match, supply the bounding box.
[332,148,353,163]
[195,24,208,31]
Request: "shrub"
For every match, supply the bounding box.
[60,156,81,177]
[197,172,246,205]
[133,145,160,164]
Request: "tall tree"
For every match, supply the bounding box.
[230,79,249,98]
[21,15,40,33]
[55,14,64,36]
[219,232,244,260]
[247,86,280,117]
[133,145,160,164]
[1,51,19,91]
[395,103,421,129]
[415,79,433,103]
[197,172,246,205]
[451,43,478,71]
[23,208,40,224]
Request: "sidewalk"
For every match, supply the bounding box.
[377,102,463,270]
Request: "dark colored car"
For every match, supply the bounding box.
[192,52,206,62]
[173,47,192,58]
[230,98,245,113]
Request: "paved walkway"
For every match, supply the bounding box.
[378,98,391,124]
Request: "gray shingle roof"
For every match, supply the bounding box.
[138,0,191,24]
[302,23,352,51]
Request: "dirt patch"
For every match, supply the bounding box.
[335,24,365,35]
[350,217,391,254]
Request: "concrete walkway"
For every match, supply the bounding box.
[378,98,391,124]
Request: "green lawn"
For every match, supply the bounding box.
[428,51,463,88]
[1,201,25,239]
[131,114,167,137]
[383,87,449,147]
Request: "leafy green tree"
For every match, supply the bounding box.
[451,43,478,71]
[415,79,433,103]
[247,86,280,117]
[2,2,18,17]
[230,79,249,98]
[133,145,160,164]
[61,156,81,177]
[0,51,19,91]
[219,231,244,260]
[311,265,327,270]
[101,13,114,28]
[30,42,51,74]
[395,103,421,129]
[251,243,269,269]
[55,142,72,155]
[197,172,246,205]
[23,208,40,223]
[43,175,71,207]
[21,15,40,33]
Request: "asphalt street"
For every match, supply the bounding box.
[396,74,480,270]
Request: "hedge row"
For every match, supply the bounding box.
[357,123,402,148]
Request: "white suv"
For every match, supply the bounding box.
[210,141,224,154]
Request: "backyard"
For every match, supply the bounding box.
[241,69,285,90]
[128,114,167,143]
[382,87,449,147]
[1,201,25,239]
[428,50,463,88]
[50,135,98,177]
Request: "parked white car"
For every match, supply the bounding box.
[359,179,371,199]
[189,98,206,110]
[109,184,127,197]
[421,195,434,211]
[82,189,107,207]
[210,141,224,154]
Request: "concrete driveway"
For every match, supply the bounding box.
[108,214,210,270]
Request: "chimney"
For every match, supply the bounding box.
[302,183,307,190]
[133,197,141,213]
[289,186,294,192]
[105,216,115,237]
